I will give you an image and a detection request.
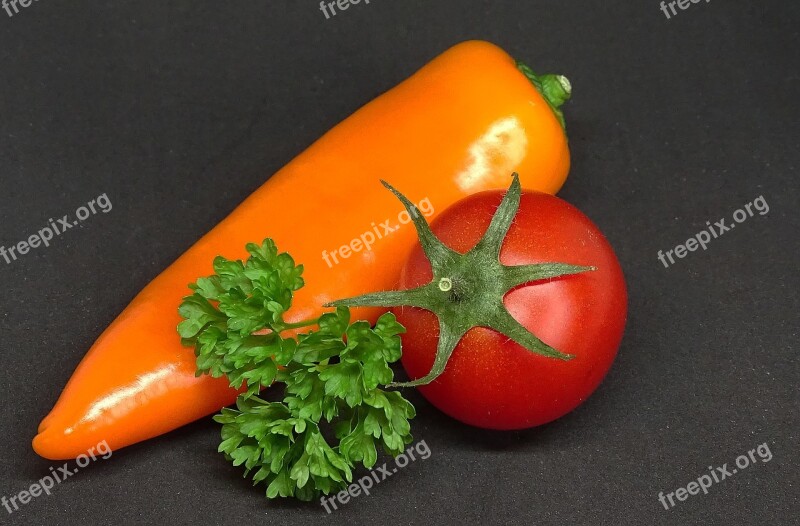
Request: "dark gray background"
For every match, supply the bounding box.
[1,1,797,525]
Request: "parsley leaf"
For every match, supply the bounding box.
[179,239,304,396]
[180,239,415,501]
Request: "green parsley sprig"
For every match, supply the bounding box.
[178,239,415,501]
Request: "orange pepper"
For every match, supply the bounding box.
[33,40,571,459]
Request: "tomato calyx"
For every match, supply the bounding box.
[326,173,595,387]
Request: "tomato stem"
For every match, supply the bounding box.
[326,174,595,387]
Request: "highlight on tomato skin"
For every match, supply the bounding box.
[392,189,628,430]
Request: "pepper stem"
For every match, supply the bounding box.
[516,61,571,131]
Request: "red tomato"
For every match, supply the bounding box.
[394,190,627,429]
